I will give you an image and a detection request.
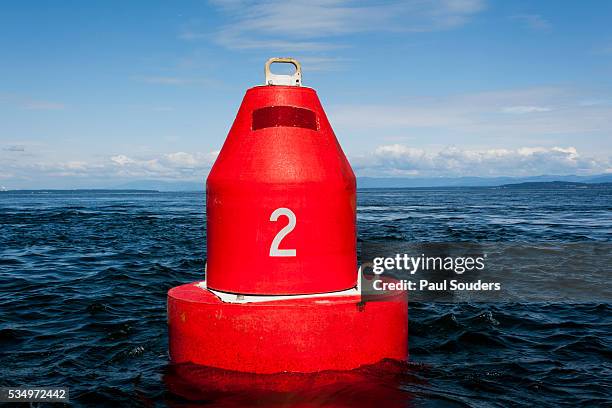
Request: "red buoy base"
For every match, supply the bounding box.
[168,281,407,374]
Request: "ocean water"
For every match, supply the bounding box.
[0,188,611,407]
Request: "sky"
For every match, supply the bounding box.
[1,0,612,189]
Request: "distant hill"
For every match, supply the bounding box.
[113,180,204,191]
[584,174,612,183]
[499,181,611,189]
[356,173,612,188]
[109,174,612,191]
[0,189,159,194]
[5,173,608,191]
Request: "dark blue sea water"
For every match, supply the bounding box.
[1,188,611,407]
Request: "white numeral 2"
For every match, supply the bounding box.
[269,208,297,257]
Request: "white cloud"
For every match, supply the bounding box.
[133,76,213,86]
[501,105,551,114]
[110,154,137,166]
[2,145,26,152]
[510,14,551,31]
[0,93,65,111]
[1,151,220,185]
[1,144,609,188]
[353,144,610,177]
[109,151,219,177]
[22,101,65,110]
[201,0,486,51]
[295,56,351,71]
[329,87,612,138]
[593,43,612,55]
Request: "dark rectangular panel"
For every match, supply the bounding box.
[252,106,318,131]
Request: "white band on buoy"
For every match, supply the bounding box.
[201,267,362,304]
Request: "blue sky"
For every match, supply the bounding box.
[1,0,612,188]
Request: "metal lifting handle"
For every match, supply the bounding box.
[265,57,302,86]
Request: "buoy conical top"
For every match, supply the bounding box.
[206,58,357,295]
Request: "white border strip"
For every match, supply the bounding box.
[199,267,362,304]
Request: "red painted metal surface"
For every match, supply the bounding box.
[206,85,357,295]
[168,65,408,377]
[168,282,408,374]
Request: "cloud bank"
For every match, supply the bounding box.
[189,0,486,52]
[0,150,219,188]
[1,144,609,189]
[353,145,610,177]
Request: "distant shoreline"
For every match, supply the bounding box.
[0,189,161,193]
[3,174,611,192]
[496,181,611,189]
[1,181,610,193]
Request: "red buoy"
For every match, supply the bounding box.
[168,280,407,373]
[206,59,356,295]
[167,58,408,374]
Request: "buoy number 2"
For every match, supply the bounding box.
[269,208,297,257]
